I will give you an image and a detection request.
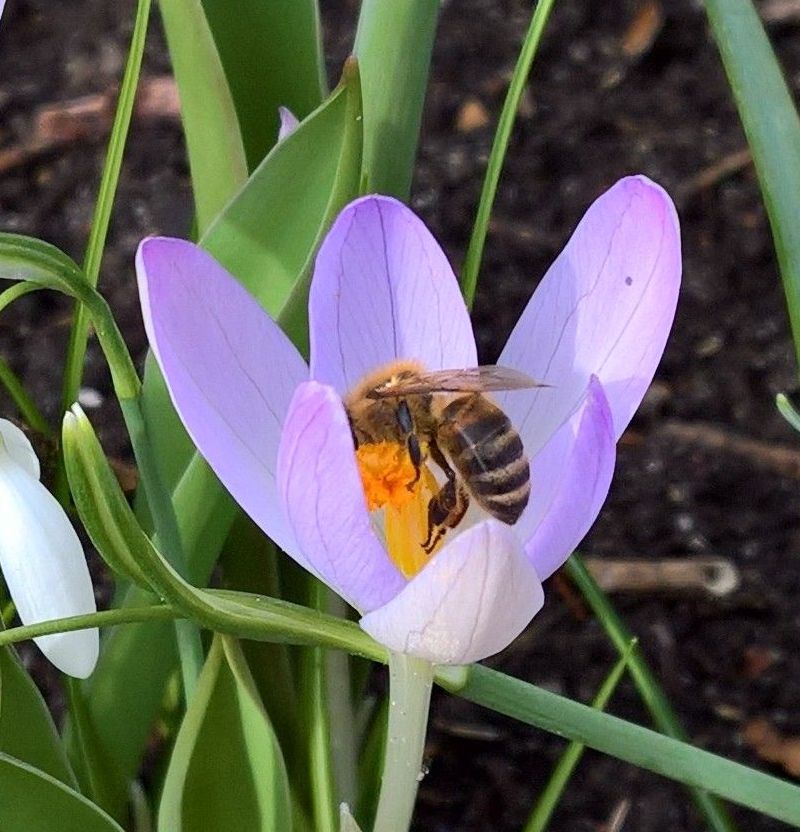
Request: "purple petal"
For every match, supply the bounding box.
[277,106,300,142]
[276,381,405,613]
[498,176,681,456]
[360,520,544,665]
[136,237,307,556]
[523,377,615,581]
[309,196,477,395]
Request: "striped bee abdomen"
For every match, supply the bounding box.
[439,394,530,525]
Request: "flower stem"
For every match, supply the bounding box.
[372,652,434,832]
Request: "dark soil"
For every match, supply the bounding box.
[1,1,799,830]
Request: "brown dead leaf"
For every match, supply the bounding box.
[621,0,664,59]
[456,98,490,133]
[743,718,800,778]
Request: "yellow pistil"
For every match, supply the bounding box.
[355,441,442,579]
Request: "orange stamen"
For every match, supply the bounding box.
[355,442,442,578]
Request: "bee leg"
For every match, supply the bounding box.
[422,480,469,554]
[427,437,457,484]
[405,433,423,491]
[396,400,423,491]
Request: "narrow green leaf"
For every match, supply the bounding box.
[704,0,800,368]
[456,664,800,827]
[354,0,438,198]
[158,636,292,832]
[201,0,326,169]
[523,644,631,832]
[0,281,42,315]
[0,233,84,294]
[354,697,387,831]
[219,520,304,803]
[566,554,736,832]
[0,356,52,437]
[461,0,557,307]
[64,678,127,822]
[0,647,76,788]
[301,585,337,832]
[777,392,800,433]
[0,753,124,832]
[159,0,248,234]
[63,405,151,588]
[59,0,152,469]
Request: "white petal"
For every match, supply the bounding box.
[359,520,544,665]
[0,419,40,479]
[0,459,98,678]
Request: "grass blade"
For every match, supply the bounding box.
[58,0,151,448]
[704,0,800,368]
[566,554,737,831]
[0,356,51,437]
[522,642,633,832]
[461,0,557,307]
[455,664,800,827]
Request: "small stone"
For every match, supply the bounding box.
[456,98,490,133]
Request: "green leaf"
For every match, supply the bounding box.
[565,554,736,832]
[0,233,85,294]
[704,0,800,369]
[0,753,124,832]
[63,678,127,822]
[522,645,631,832]
[0,355,52,437]
[0,647,76,788]
[777,392,800,433]
[63,405,151,588]
[354,0,438,198]
[201,58,364,350]
[454,664,800,827]
[461,0,557,307]
[158,636,292,832]
[201,0,326,169]
[159,0,248,234]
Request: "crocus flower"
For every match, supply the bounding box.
[0,419,98,677]
[136,175,680,665]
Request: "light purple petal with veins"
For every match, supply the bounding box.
[309,195,477,395]
[497,175,681,457]
[277,381,406,613]
[523,377,615,580]
[360,519,544,665]
[277,106,299,141]
[136,237,307,558]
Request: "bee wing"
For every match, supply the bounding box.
[373,365,549,397]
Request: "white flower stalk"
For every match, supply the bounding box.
[0,419,98,678]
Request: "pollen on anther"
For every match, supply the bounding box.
[355,441,417,512]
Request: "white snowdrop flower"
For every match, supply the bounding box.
[0,419,98,678]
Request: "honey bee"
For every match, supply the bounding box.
[344,360,545,553]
